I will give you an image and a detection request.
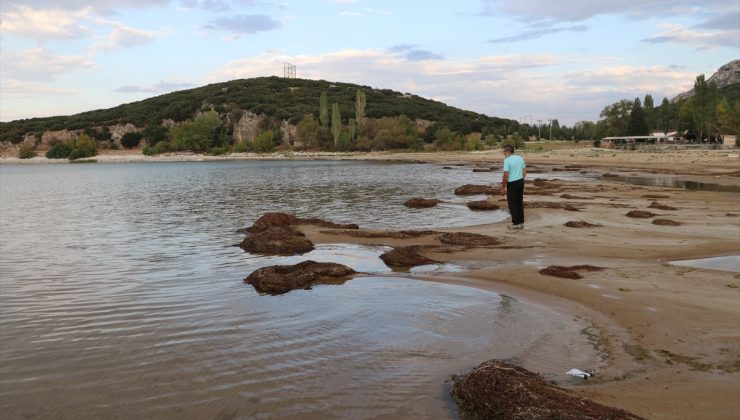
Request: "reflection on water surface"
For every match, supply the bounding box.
[0,161,601,418]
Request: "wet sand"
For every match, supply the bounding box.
[297,149,740,419]
[4,146,739,417]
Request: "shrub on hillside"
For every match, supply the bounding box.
[68,135,98,160]
[18,144,36,159]
[253,130,274,153]
[143,141,169,156]
[46,143,73,159]
[121,132,143,149]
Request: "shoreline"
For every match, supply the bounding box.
[295,152,739,419]
[4,148,739,417]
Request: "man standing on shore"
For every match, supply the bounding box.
[500,145,526,229]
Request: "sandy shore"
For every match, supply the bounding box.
[4,146,739,417]
[296,151,738,419]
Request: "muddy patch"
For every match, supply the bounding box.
[244,260,356,294]
[240,226,315,255]
[653,219,682,226]
[564,221,601,228]
[560,194,594,200]
[648,202,677,210]
[626,210,657,218]
[380,246,440,269]
[451,359,642,420]
[466,200,500,211]
[404,198,441,208]
[454,184,497,195]
[642,194,670,199]
[320,229,440,239]
[438,232,500,247]
[539,265,605,279]
[526,202,582,211]
[241,212,359,233]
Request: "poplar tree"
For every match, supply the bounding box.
[319,92,329,128]
[355,89,366,135]
[331,102,341,148]
[627,97,649,136]
[348,118,356,143]
[643,94,655,131]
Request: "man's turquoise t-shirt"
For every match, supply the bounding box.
[503,154,525,182]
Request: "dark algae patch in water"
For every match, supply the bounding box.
[451,359,643,420]
[245,260,355,294]
[539,265,605,279]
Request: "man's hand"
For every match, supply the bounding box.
[500,186,506,196]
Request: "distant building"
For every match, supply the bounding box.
[600,134,669,148]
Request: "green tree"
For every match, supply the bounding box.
[715,98,738,136]
[296,115,321,149]
[121,132,143,149]
[657,97,673,134]
[143,124,168,145]
[68,134,98,160]
[18,143,36,159]
[319,92,329,128]
[678,99,697,138]
[331,102,342,149]
[692,75,719,140]
[627,97,649,135]
[372,115,422,150]
[348,118,356,144]
[355,89,366,136]
[643,94,656,131]
[433,127,463,151]
[169,110,222,151]
[253,130,274,153]
[597,99,632,137]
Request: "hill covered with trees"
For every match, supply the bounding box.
[0,77,516,147]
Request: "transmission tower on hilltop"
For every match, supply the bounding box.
[283,62,296,79]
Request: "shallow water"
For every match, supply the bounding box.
[670,255,740,273]
[0,161,602,419]
[605,175,740,193]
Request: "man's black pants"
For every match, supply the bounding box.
[506,178,525,225]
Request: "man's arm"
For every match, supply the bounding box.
[501,171,508,196]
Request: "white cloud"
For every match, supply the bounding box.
[113,80,197,93]
[0,79,78,99]
[0,6,92,42]
[1,48,95,81]
[90,24,170,52]
[643,23,739,50]
[1,0,168,13]
[202,14,282,38]
[478,0,731,22]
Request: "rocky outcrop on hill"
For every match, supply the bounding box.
[245,260,356,294]
[672,60,740,103]
[233,111,261,144]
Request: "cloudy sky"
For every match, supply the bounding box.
[1,0,737,124]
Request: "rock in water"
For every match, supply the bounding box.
[245,260,355,294]
[239,226,314,255]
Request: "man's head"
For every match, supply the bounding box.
[503,145,515,156]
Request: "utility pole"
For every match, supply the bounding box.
[537,119,542,140]
[547,119,553,140]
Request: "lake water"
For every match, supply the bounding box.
[0,161,601,419]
